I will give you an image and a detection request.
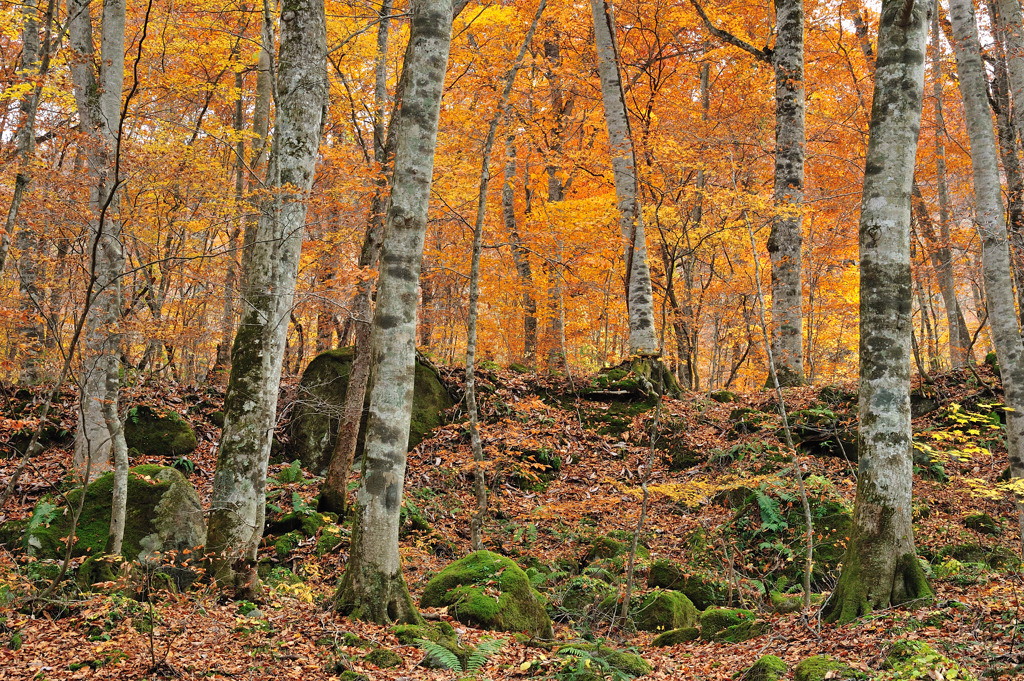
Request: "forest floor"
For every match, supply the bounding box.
[1,363,1023,680]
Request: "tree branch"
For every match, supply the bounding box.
[689,0,771,63]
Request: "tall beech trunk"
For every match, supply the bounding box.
[68,0,128,561]
[543,35,568,372]
[691,0,805,384]
[928,5,972,366]
[766,0,806,385]
[333,0,452,624]
[949,0,1024,487]
[206,0,327,590]
[590,0,658,356]
[318,0,394,516]
[823,0,932,624]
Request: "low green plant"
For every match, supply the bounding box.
[415,636,506,673]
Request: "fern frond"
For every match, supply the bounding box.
[466,637,506,672]
[558,645,590,658]
[415,638,462,671]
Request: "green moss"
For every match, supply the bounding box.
[964,512,1002,536]
[420,551,553,638]
[337,672,368,681]
[582,536,648,568]
[274,531,302,559]
[124,406,197,457]
[699,607,764,642]
[646,561,727,609]
[362,648,402,668]
[557,644,652,678]
[559,575,616,615]
[391,622,469,669]
[509,363,530,373]
[209,411,225,428]
[794,655,863,681]
[25,465,205,564]
[634,590,697,632]
[76,554,123,590]
[746,655,787,681]
[651,626,699,646]
[710,390,736,403]
[290,348,453,472]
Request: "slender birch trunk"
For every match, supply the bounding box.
[823,0,932,624]
[207,0,327,590]
[949,0,1024,485]
[334,0,452,624]
[590,0,658,356]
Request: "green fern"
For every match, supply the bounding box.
[415,638,462,671]
[466,637,506,672]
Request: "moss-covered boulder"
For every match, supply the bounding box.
[26,465,206,564]
[633,590,698,632]
[582,536,648,571]
[124,406,197,457]
[646,561,728,610]
[362,648,402,668]
[651,627,700,646]
[289,347,454,473]
[420,550,553,638]
[964,512,1002,536]
[699,607,765,643]
[794,655,863,681]
[746,655,787,681]
[555,644,652,678]
[710,390,736,403]
[558,575,617,616]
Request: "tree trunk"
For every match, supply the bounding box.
[823,0,932,624]
[590,0,658,356]
[334,0,452,624]
[68,0,128,537]
[503,136,538,366]
[319,0,393,516]
[206,0,327,590]
[764,0,806,386]
[949,0,1024,485]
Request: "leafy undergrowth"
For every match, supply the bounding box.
[2,365,1024,679]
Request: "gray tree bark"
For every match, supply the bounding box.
[824,0,933,623]
[691,0,806,384]
[334,0,452,624]
[502,135,538,366]
[590,0,659,356]
[949,0,1024,486]
[68,0,129,561]
[207,0,328,590]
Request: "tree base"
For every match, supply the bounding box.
[823,552,932,624]
[317,487,346,516]
[334,562,423,625]
[765,364,806,389]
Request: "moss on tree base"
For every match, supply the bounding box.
[823,551,933,624]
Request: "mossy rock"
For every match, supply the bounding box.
[420,550,553,638]
[0,519,27,551]
[555,644,652,678]
[26,465,206,564]
[558,575,616,615]
[651,626,699,646]
[634,590,697,632]
[784,500,852,585]
[746,655,787,681]
[939,543,989,563]
[582,536,648,568]
[124,406,197,457]
[794,655,864,681]
[699,607,765,643]
[710,390,737,403]
[209,411,226,428]
[509,363,531,373]
[273,531,303,559]
[76,554,124,590]
[362,648,402,668]
[337,673,368,681]
[964,512,1002,536]
[288,347,454,473]
[646,561,728,610]
[987,546,1022,570]
[986,351,1001,377]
